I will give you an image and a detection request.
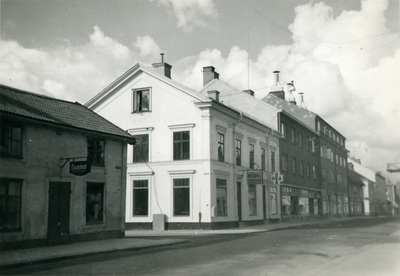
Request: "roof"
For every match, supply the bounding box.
[348,169,365,187]
[200,79,279,132]
[0,84,135,141]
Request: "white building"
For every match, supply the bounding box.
[86,61,280,229]
[349,159,375,215]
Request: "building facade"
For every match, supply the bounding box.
[347,163,365,216]
[0,85,134,249]
[86,62,280,230]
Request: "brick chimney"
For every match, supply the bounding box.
[152,53,172,78]
[207,90,220,102]
[203,66,219,86]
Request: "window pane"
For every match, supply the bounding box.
[133,180,148,216]
[216,179,227,216]
[133,134,149,163]
[86,183,104,224]
[173,179,189,216]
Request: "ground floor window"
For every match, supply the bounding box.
[173,178,190,216]
[86,182,104,224]
[248,185,257,216]
[0,178,22,232]
[309,198,314,215]
[216,179,227,216]
[133,180,149,216]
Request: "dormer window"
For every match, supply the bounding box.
[132,88,151,113]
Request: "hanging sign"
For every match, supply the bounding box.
[70,160,91,176]
[247,171,263,185]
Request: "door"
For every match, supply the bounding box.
[48,182,71,245]
[237,182,242,221]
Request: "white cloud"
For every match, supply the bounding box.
[154,0,217,32]
[133,35,162,60]
[89,26,130,59]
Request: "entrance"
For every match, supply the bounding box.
[48,182,71,245]
[237,182,242,221]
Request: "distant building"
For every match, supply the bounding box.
[375,172,388,214]
[347,163,365,216]
[386,181,398,215]
[0,85,135,249]
[86,62,280,229]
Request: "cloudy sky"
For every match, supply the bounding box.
[1,0,399,180]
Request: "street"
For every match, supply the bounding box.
[2,217,400,276]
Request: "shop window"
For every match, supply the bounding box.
[173,178,190,216]
[88,139,105,166]
[86,182,104,224]
[132,88,151,112]
[0,121,22,158]
[249,144,254,169]
[261,148,266,171]
[218,133,225,162]
[248,185,257,216]
[133,180,148,216]
[173,131,190,160]
[236,139,242,166]
[133,134,149,163]
[216,179,227,216]
[0,178,22,232]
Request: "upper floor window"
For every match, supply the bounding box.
[271,151,276,172]
[280,123,287,139]
[218,133,225,162]
[0,178,22,232]
[249,144,255,169]
[88,139,105,166]
[235,139,242,166]
[317,121,321,132]
[173,131,190,160]
[133,134,149,163]
[0,121,22,158]
[281,154,288,172]
[292,158,296,174]
[299,161,304,176]
[312,165,317,180]
[261,148,266,171]
[298,132,303,147]
[290,128,295,144]
[132,88,151,113]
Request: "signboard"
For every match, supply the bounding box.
[271,172,283,184]
[247,171,263,185]
[70,160,91,176]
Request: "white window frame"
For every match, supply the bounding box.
[169,124,195,161]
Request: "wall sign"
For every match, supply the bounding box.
[247,171,263,185]
[70,160,91,176]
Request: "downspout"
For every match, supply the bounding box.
[233,112,243,223]
[264,128,272,221]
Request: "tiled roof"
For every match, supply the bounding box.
[0,84,134,141]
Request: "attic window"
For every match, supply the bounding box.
[132,88,151,113]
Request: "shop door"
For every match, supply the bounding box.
[48,182,71,245]
[237,182,242,221]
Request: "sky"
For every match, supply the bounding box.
[1,0,400,182]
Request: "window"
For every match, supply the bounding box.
[312,165,317,179]
[281,123,287,139]
[305,136,310,151]
[236,139,242,166]
[333,133,336,142]
[216,179,227,216]
[0,121,22,158]
[298,132,303,147]
[306,163,311,178]
[173,131,190,160]
[86,182,104,224]
[311,139,315,153]
[133,89,150,112]
[317,121,321,132]
[249,144,254,169]
[0,179,22,232]
[133,134,149,163]
[281,154,288,172]
[271,151,276,172]
[261,148,266,171]
[290,128,295,144]
[218,133,225,162]
[173,178,190,216]
[133,180,148,216]
[299,161,304,176]
[292,158,296,174]
[88,139,104,166]
[336,155,339,164]
[248,185,257,216]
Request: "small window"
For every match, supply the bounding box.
[218,133,225,162]
[88,139,105,166]
[133,180,149,216]
[281,123,287,139]
[86,182,104,224]
[317,122,321,132]
[249,144,254,169]
[281,154,288,172]
[0,121,22,158]
[312,165,317,179]
[298,132,303,147]
[173,131,190,160]
[248,185,257,216]
[299,161,304,176]
[236,139,242,166]
[0,178,22,232]
[133,134,149,163]
[133,89,150,112]
[261,148,266,171]
[173,178,190,216]
[306,163,311,178]
[216,179,227,216]
[311,139,315,153]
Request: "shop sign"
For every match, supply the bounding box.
[247,171,263,185]
[70,160,91,176]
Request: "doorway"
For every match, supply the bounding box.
[237,182,242,221]
[47,182,71,245]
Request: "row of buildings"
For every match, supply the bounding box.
[1,57,398,249]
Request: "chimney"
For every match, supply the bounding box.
[203,66,219,86]
[207,90,220,102]
[152,53,172,78]
[269,70,285,99]
[287,81,296,105]
[243,89,255,97]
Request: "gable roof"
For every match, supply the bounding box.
[0,84,135,141]
[200,79,280,131]
[86,62,209,109]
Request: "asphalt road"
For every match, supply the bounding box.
[4,217,400,276]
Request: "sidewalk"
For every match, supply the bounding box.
[0,216,365,269]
